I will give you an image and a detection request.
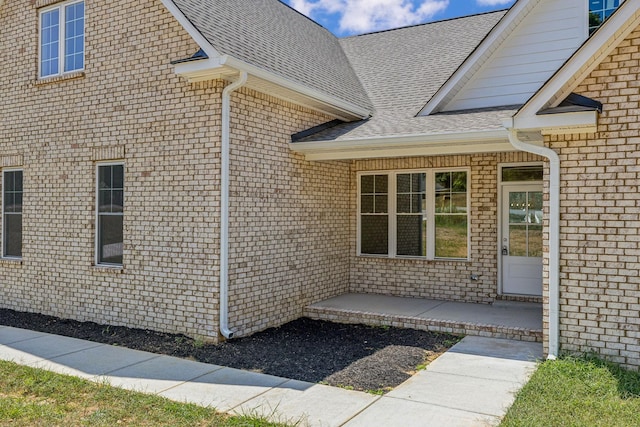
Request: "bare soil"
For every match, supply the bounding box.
[0,308,460,394]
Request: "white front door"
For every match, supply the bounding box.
[501,184,543,296]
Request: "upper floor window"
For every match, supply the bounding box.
[39,0,85,78]
[589,0,621,33]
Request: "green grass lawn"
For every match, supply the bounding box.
[0,360,289,427]
[501,355,640,427]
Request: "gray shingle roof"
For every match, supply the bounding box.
[170,0,373,113]
[294,107,518,142]
[299,11,509,142]
[340,11,506,116]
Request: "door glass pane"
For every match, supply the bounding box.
[529,225,543,257]
[528,192,543,224]
[361,215,388,255]
[507,190,543,257]
[509,225,528,257]
[509,192,528,223]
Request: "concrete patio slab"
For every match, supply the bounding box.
[104,355,224,394]
[344,396,499,427]
[234,380,379,427]
[158,366,289,412]
[419,301,542,330]
[0,327,47,345]
[33,343,159,379]
[305,293,543,343]
[308,293,444,317]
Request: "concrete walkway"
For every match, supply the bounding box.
[0,325,542,426]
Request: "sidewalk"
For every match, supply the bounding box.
[0,325,541,427]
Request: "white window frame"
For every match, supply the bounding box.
[357,168,470,261]
[2,168,23,260]
[38,0,85,79]
[95,161,124,267]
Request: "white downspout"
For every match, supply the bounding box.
[506,127,560,360]
[220,71,247,339]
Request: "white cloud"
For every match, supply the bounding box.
[288,0,450,34]
[475,0,512,5]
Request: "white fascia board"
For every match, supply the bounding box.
[160,0,222,59]
[509,110,598,134]
[418,0,539,116]
[518,0,640,117]
[222,56,371,120]
[290,129,512,161]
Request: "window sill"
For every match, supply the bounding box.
[36,71,85,86]
[92,264,124,274]
[357,254,470,263]
[0,257,23,266]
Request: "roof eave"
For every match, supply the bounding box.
[223,56,371,120]
[172,56,370,121]
[290,129,512,161]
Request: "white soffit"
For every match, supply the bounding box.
[518,0,640,118]
[290,130,513,161]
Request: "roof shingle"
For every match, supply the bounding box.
[296,11,510,143]
[170,0,373,113]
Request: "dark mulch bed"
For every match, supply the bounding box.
[0,308,460,394]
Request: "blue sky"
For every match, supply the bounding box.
[283,0,516,36]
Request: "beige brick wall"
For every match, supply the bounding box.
[0,0,224,340]
[548,25,640,368]
[0,0,553,343]
[226,88,351,337]
[350,152,542,303]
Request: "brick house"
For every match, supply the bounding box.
[1,0,640,367]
